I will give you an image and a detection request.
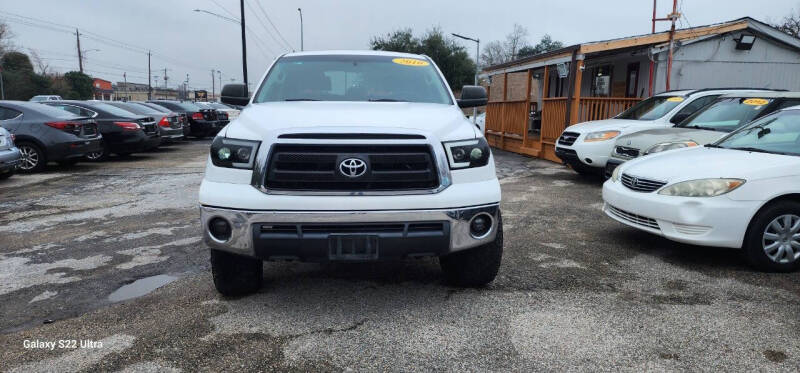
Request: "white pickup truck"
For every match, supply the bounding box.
[200,51,503,295]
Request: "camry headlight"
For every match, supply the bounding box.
[658,178,745,197]
[210,137,261,169]
[611,165,622,182]
[584,131,621,142]
[443,137,491,169]
[644,141,698,155]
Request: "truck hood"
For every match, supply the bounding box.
[565,118,660,133]
[223,101,477,141]
[615,128,728,150]
[621,146,800,183]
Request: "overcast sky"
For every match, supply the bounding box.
[1,0,797,92]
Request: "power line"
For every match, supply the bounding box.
[246,0,291,52]
[252,0,294,50]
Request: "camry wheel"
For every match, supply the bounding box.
[745,201,800,272]
[762,215,800,264]
[17,142,46,173]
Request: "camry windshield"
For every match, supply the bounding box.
[714,110,800,156]
[253,55,452,104]
[677,97,774,132]
[616,96,685,121]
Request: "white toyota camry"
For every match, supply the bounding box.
[603,106,800,271]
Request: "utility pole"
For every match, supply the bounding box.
[647,0,681,95]
[211,69,216,101]
[240,0,248,92]
[298,8,304,51]
[164,67,168,89]
[76,28,83,73]
[0,67,5,100]
[147,51,152,100]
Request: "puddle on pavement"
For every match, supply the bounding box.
[108,274,178,302]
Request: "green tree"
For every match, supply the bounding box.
[62,71,93,99]
[370,27,477,90]
[1,51,51,100]
[517,35,565,59]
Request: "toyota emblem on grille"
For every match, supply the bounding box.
[631,177,639,186]
[339,158,367,178]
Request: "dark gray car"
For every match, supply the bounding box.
[0,101,102,172]
[106,101,184,143]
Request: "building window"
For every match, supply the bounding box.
[590,65,613,97]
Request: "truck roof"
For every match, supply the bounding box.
[281,50,429,59]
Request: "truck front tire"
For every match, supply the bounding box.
[440,213,503,287]
[210,249,263,296]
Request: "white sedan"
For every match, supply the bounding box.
[602,107,800,271]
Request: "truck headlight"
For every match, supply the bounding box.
[210,137,261,169]
[658,178,745,197]
[644,141,698,155]
[584,131,620,142]
[443,137,491,169]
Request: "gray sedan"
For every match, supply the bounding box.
[0,126,21,179]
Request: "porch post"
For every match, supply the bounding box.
[501,72,508,148]
[540,65,549,151]
[569,59,584,125]
[523,68,532,145]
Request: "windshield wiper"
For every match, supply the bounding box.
[284,98,320,101]
[686,125,721,131]
[704,144,723,148]
[368,98,406,102]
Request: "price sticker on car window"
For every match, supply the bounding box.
[392,58,430,67]
[742,98,769,106]
[666,97,684,102]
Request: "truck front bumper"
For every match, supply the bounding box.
[201,203,500,261]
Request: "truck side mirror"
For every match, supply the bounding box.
[221,84,250,107]
[457,85,488,108]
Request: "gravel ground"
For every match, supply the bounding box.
[0,142,798,372]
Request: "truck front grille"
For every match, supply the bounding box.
[558,131,580,146]
[263,144,439,191]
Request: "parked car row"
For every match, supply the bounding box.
[0,99,234,176]
[555,89,800,272]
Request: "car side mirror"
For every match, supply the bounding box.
[457,85,488,108]
[221,84,250,106]
[670,113,690,125]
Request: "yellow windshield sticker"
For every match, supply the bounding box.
[666,97,684,102]
[392,58,429,66]
[743,98,769,106]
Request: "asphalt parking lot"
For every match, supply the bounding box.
[1,141,799,372]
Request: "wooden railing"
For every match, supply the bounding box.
[577,97,641,123]
[541,98,568,142]
[485,100,528,138]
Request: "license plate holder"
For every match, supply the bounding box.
[328,234,379,261]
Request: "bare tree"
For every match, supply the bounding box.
[480,40,508,67]
[480,24,532,67]
[505,24,529,60]
[774,7,800,38]
[28,49,50,75]
[0,22,14,56]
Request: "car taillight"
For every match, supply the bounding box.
[114,122,141,131]
[191,112,204,120]
[158,116,170,127]
[45,121,81,133]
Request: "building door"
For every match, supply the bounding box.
[625,63,640,98]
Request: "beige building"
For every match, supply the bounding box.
[113,82,179,101]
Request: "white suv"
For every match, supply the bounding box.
[200,51,503,295]
[554,89,772,176]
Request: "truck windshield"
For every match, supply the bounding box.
[616,96,685,121]
[253,55,453,105]
[677,97,774,132]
